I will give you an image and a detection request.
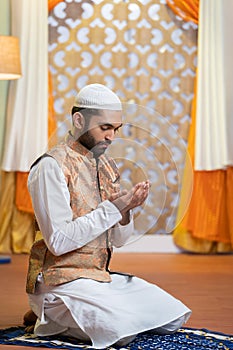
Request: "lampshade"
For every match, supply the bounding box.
[0,35,22,80]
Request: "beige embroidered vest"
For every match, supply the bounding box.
[26,137,120,294]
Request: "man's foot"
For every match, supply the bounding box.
[25,325,35,334]
[23,310,37,326]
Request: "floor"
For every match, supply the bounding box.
[0,253,233,349]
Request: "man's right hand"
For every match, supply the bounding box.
[111,180,150,215]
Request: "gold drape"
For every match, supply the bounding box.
[167,0,233,252]
[0,172,34,253]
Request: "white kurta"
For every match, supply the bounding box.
[28,157,191,349]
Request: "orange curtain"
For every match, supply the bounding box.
[167,0,233,252]
[48,0,62,11]
[166,0,199,24]
[176,85,233,249]
[182,169,233,243]
[15,0,60,214]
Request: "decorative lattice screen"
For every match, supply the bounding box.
[48,0,197,237]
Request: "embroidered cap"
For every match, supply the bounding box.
[74,83,122,111]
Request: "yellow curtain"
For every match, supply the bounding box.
[167,0,233,252]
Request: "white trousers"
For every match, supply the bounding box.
[29,274,191,349]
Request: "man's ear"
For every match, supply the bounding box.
[72,112,85,130]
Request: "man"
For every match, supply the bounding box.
[26,84,191,349]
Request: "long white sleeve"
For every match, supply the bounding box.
[111,216,134,247]
[28,157,124,256]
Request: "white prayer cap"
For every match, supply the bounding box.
[74,83,122,111]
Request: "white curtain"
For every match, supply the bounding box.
[1,0,48,171]
[195,0,233,170]
[222,0,233,165]
[0,0,10,162]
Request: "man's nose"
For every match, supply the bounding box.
[105,130,115,141]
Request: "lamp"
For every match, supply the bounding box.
[0,35,22,80]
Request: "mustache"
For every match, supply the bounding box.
[97,140,112,147]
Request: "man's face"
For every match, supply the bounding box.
[79,109,123,158]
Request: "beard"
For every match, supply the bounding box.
[79,131,111,158]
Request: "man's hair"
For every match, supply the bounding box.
[71,107,102,128]
[71,106,102,118]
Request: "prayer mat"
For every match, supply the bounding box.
[0,255,11,264]
[0,327,232,349]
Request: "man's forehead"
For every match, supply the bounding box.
[91,109,123,124]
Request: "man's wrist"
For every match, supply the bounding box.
[119,210,130,226]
